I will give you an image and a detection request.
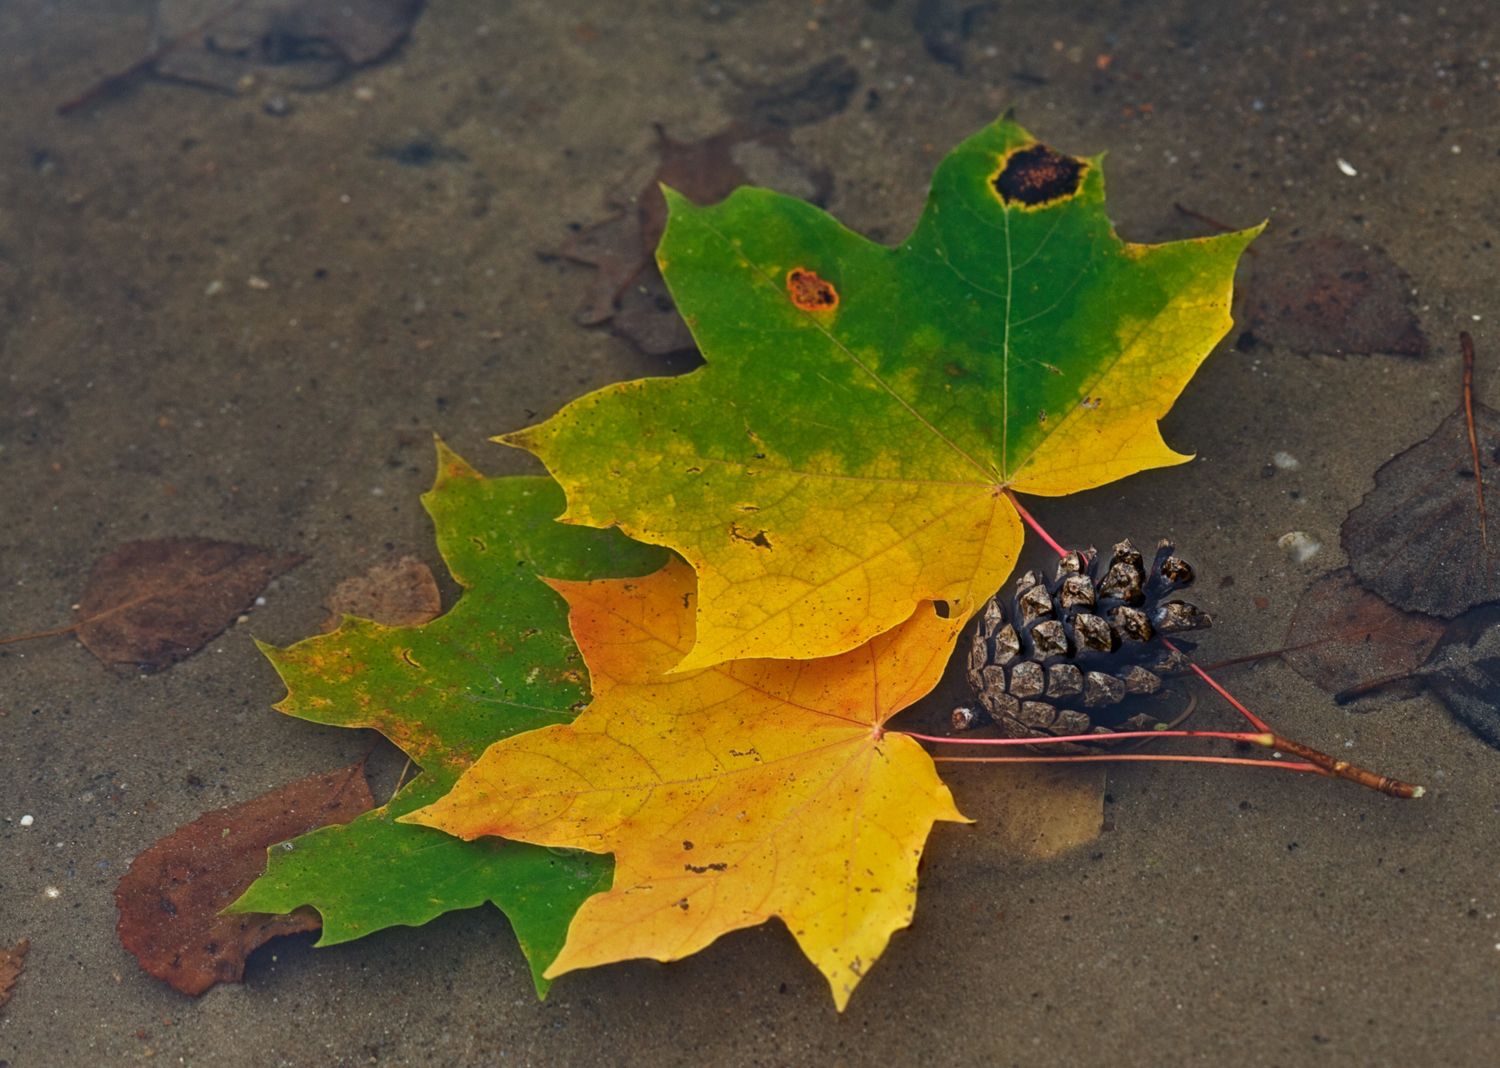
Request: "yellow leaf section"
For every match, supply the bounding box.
[402,558,969,1010]
[670,477,1024,673]
[1005,232,1263,495]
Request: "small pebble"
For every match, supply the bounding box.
[263,94,292,117]
[20,814,34,827]
[204,279,223,296]
[1273,451,1300,470]
[354,85,376,101]
[1277,530,1322,563]
[1336,158,1357,176]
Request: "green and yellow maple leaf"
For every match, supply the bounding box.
[503,114,1260,668]
[403,557,969,1011]
[227,441,666,995]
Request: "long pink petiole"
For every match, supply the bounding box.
[934,753,1325,775]
[1002,489,1069,557]
[980,488,1425,799]
[902,729,1269,747]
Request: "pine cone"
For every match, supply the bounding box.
[952,539,1209,745]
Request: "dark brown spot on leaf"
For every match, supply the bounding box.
[992,144,1086,207]
[787,267,839,311]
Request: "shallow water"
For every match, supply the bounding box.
[3,2,1498,1065]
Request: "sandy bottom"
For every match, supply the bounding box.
[3,2,1498,1065]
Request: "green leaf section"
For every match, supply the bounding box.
[229,440,666,995]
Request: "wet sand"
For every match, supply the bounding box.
[3,2,1499,1064]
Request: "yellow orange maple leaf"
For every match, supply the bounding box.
[402,557,969,1009]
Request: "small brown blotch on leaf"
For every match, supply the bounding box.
[0,939,28,1013]
[322,555,442,632]
[114,762,374,996]
[992,143,1087,207]
[786,268,839,312]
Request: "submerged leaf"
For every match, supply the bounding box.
[115,762,373,995]
[1342,399,1500,618]
[1237,236,1425,357]
[320,554,441,632]
[152,0,423,92]
[77,537,305,672]
[1282,570,1443,697]
[507,114,1259,668]
[1419,604,1500,751]
[0,940,27,1013]
[229,441,665,994]
[405,557,968,1011]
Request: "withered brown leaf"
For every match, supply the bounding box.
[1282,570,1444,696]
[115,762,373,995]
[76,537,305,672]
[1342,400,1500,618]
[320,554,441,632]
[0,940,28,1013]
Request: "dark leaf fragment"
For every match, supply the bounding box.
[77,537,305,672]
[912,0,993,72]
[1237,236,1426,357]
[1282,569,1443,696]
[0,940,27,1013]
[1418,604,1500,750]
[152,0,424,92]
[115,762,373,995]
[1342,401,1500,618]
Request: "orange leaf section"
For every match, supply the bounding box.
[404,559,968,1010]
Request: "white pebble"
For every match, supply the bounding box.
[1278,530,1322,563]
[1336,158,1357,176]
[1273,451,1301,470]
[255,596,267,606]
[19,814,33,827]
[204,279,223,296]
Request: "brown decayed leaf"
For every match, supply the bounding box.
[0,940,28,1013]
[1342,401,1500,618]
[1282,569,1444,696]
[320,554,441,632]
[76,537,305,672]
[115,762,373,995]
[1238,236,1426,357]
